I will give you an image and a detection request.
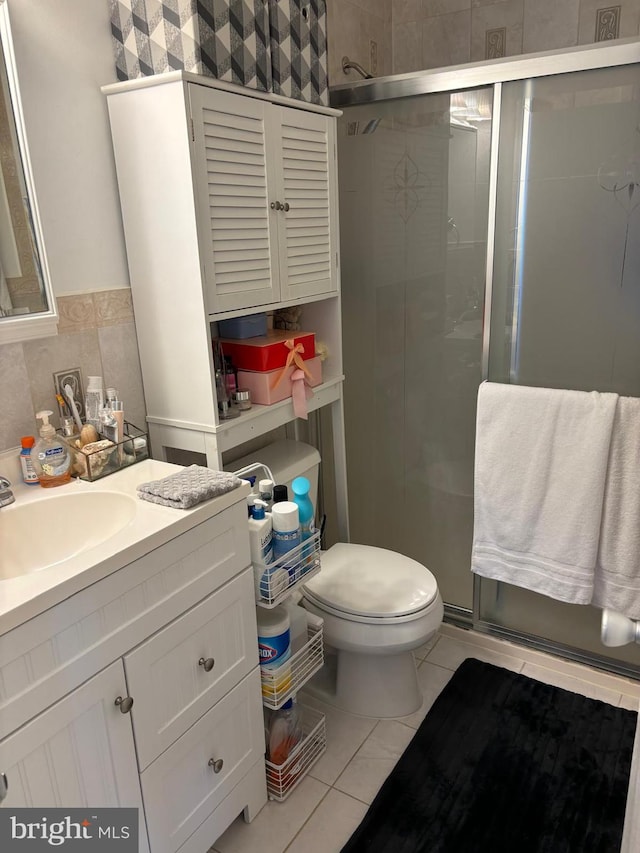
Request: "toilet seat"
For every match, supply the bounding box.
[302,543,439,624]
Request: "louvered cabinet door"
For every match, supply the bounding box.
[189,86,281,313]
[269,105,339,301]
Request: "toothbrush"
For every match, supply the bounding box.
[64,383,83,433]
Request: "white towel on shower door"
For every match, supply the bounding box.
[592,395,640,619]
[471,382,618,604]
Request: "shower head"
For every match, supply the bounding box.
[342,56,374,80]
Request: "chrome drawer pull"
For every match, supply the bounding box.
[208,758,224,774]
[114,695,134,714]
[198,657,215,672]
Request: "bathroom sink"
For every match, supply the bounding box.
[0,491,137,579]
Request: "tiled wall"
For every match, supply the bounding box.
[392,0,640,73]
[0,289,146,451]
[328,0,392,85]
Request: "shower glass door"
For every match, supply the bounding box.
[338,89,493,610]
[483,64,640,667]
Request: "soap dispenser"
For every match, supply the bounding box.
[32,410,72,487]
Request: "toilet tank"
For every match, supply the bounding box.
[228,439,321,508]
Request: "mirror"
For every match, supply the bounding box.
[0,5,56,342]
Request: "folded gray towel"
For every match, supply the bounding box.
[137,465,242,509]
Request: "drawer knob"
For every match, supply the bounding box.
[208,758,224,774]
[198,657,215,672]
[114,695,134,714]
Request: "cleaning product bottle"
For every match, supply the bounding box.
[256,606,292,701]
[292,476,315,567]
[32,411,72,487]
[19,436,39,485]
[267,697,303,765]
[285,601,309,653]
[271,501,301,580]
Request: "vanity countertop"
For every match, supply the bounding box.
[0,459,250,635]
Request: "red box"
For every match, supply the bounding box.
[238,357,322,405]
[218,330,315,372]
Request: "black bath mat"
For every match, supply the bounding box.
[342,658,637,853]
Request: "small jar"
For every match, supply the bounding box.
[233,389,252,411]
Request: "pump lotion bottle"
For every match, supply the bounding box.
[32,411,72,487]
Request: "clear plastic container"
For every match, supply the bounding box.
[85,376,104,431]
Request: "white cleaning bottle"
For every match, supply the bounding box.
[248,499,273,565]
[250,500,290,602]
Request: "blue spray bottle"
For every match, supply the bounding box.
[292,476,314,568]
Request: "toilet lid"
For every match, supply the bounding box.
[302,543,438,618]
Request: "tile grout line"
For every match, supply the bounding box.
[282,784,332,852]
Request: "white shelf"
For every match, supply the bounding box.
[260,612,324,710]
[254,529,322,609]
[265,705,327,802]
[146,377,343,456]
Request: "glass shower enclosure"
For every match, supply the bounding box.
[331,40,640,676]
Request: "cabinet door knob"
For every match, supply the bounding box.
[0,772,8,803]
[271,200,282,211]
[114,695,134,714]
[198,656,215,672]
[208,758,224,774]
[283,202,290,212]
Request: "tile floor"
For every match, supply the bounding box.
[210,624,640,853]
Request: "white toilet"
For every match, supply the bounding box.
[232,439,443,718]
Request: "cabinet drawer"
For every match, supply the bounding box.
[140,667,264,853]
[125,568,258,769]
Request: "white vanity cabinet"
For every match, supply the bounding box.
[0,488,266,853]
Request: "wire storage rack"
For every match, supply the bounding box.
[234,459,327,801]
[253,529,321,607]
[233,461,322,608]
[265,705,327,801]
[261,610,324,709]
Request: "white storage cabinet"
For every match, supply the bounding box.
[103,73,349,543]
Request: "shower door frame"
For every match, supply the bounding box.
[331,37,640,678]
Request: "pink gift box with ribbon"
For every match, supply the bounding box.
[238,356,322,414]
